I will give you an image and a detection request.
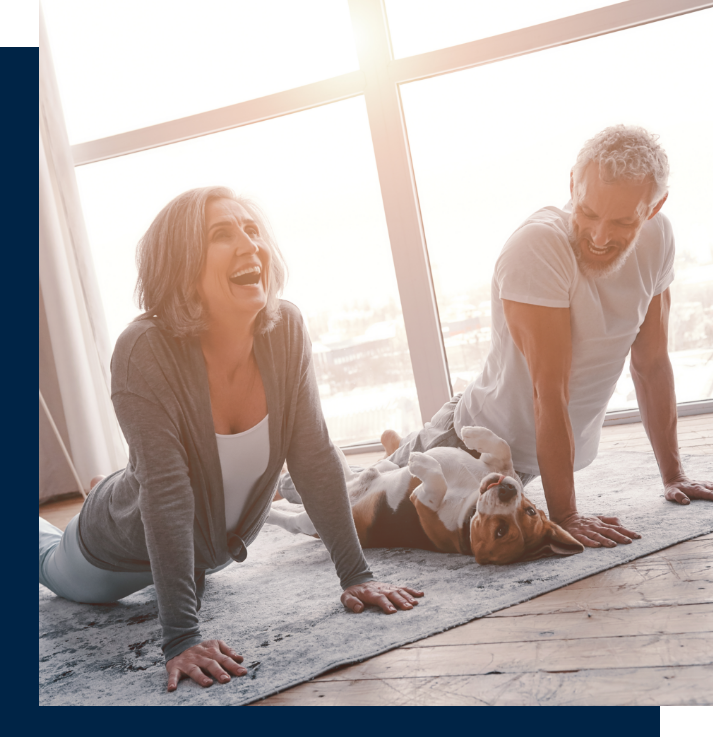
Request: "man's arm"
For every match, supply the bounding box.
[630,288,713,504]
[503,299,640,547]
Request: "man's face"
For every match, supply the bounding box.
[568,163,653,278]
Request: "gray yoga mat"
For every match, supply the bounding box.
[39,449,712,706]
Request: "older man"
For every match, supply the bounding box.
[389,125,712,549]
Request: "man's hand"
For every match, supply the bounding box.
[166,639,247,692]
[557,513,640,548]
[341,581,424,614]
[664,475,713,505]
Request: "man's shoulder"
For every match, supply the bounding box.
[500,205,574,266]
[515,206,569,235]
[642,211,674,244]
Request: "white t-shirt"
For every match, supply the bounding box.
[454,204,675,475]
[216,414,270,531]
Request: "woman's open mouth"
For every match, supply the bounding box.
[229,265,261,286]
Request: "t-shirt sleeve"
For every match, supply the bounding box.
[496,222,576,308]
[653,213,675,296]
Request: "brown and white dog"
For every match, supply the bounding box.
[267,425,584,565]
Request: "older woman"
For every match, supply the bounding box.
[39,186,423,692]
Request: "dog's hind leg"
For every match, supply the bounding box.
[459,426,514,474]
[266,506,317,536]
[408,452,448,512]
[346,464,413,511]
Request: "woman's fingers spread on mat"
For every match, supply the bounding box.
[166,666,183,692]
[341,592,365,613]
[186,664,213,687]
[217,640,245,665]
[218,654,247,677]
[394,589,419,605]
[385,590,413,609]
[198,657,232,684]
[399,586,424,598]
[165,639,246,691]
[341,581,423,614]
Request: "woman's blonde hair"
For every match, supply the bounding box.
[134,186,287,338]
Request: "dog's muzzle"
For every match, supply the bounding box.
[485,475,518,503]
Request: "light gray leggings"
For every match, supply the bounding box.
[39,515,231,604]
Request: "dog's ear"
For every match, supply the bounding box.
[519,520,585,562]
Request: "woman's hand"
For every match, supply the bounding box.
[341,581,424,614]
[166,639,247,692]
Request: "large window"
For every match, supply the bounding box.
[43,0,712,447]
[401,9,713,409]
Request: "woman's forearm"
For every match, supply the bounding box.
[114,389,205,661]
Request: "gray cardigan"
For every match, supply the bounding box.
[78,301,373,661]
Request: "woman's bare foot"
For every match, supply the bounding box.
[90,475,106,490]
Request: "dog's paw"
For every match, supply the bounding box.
[294,511,317,536]
[460,425,500,452]
[408,451,443,480]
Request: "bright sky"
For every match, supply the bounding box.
[42,1,713,352]
[42,0,359,143]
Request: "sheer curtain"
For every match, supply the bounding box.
[39,8,126,501]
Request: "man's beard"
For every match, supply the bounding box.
[567,217,639,279]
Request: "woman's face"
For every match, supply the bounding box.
[197,198,270,327]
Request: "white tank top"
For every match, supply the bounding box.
[216,414,270,531]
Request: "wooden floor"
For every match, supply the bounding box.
[40,414,713,706]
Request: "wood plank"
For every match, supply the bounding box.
[680,446,713,455]
[677,415,713,427]
[313,633,713,681]
[489,579,712,617]
[565,558,712,588]
[255,665,713,706]
[39,498,84,531]
[401,603,712,648]
[642,538,713,561]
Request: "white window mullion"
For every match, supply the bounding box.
[348,0,452,423]
[390,0,713,84]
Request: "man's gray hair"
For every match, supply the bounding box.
[134,186,287,339]
[572,125,669,208]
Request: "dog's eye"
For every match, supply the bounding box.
[526,507,537,516]
[495,524,508,538]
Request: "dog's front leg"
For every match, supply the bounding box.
[459,426,514,474]
[266,506,318,537]
[408,452,448,511]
